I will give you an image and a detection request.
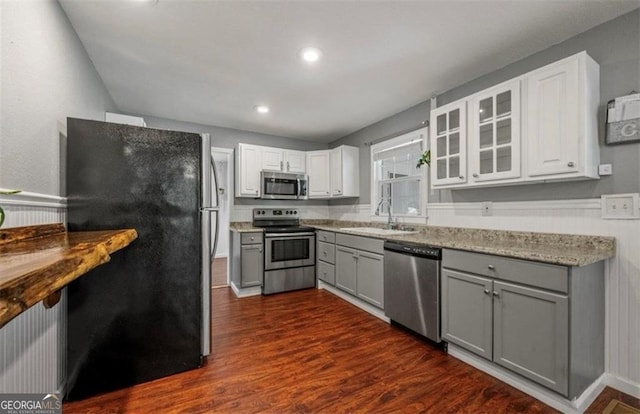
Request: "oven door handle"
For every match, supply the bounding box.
[265,232,316,238]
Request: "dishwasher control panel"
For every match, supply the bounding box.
[383,240,441,260]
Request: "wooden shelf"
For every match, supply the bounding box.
[0,223,137,329]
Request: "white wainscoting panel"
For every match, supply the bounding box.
[0,193,67,394]
[329,199,640,397]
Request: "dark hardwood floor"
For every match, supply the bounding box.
[63,287,630,413]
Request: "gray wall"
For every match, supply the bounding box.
[330,8,640,204]
[144,115,330,206]
[0,0,117,196]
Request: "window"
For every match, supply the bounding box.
[370,127,428,217]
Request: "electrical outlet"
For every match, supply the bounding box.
[481,201,493,216]
[601,193,640,219]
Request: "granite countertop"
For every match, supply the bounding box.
[229,222,263,232]
[304,220,615,267]
[229,220,614,267]
[0,223,137,329]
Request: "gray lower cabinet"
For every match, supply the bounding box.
[240,243,263,287]
[441,269,493,359]
[442,248,603,398]
[230,230,264,289]
[334,234,384,309]
[317,231,336,285]
[493,280,568,394]
[355,251,384,308]
[335,245,357,295]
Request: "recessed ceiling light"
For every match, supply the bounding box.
[254,105,270,114]
[300,47,322,63]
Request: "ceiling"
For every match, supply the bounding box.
[59,0,639,143]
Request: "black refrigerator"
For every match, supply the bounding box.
[65,118,219,400]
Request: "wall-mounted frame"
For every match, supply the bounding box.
[605,94,640,145]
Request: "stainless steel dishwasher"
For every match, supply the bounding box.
[383,240,442,343]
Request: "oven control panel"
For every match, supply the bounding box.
[253,208,299,219]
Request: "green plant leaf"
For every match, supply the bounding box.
[416,150,431,168]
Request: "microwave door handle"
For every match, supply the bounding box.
[296,177,301,199]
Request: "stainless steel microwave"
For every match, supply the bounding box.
[260,171,308,200]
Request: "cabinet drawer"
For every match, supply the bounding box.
[241,232,263,245]
[317,261,335,285]
[336,234,384,255]
[318,241,335,264]
[442,249,568,293]
[317,231,335,243]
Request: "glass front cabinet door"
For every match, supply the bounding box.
[469,80,521,183]
[430,101,467,187]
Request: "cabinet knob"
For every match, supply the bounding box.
[473,173,479,178]
[258,248,263,253]
[255,190,259,194]
[492,291,499,297]
[567,161,575,167]
[323,251,327,256]
[326,191,330,195]
[459,175,464,180]
[487,265,495,271]
[484,289,490,295]
[250,237,255,241]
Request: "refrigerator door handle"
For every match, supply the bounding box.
[200,207,220,212]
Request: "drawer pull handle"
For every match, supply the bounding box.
[484,289,490,295]
[492,291,499,297]
[487,265,495,270]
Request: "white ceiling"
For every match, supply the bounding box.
[59,0,639,143]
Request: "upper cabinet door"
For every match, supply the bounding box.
[236,144,262,197]
[430,101,467,186]
[526,56,581,177]
[470,79,521,182]
[307,150,331,198]
[262,147,284,171]
[284,150,306,173]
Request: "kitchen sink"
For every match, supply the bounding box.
[339,227,418,236]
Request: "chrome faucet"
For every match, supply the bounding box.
[375,199,395,229]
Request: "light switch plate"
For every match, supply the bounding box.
[601,193,640,219]
[598,164,613,176]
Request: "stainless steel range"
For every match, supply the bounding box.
[253,208,316,295]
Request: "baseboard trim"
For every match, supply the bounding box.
[0,191,67,208]
[229,281,261,298]
[318,281,389,323]
[604,373,640,399]
[447,343,605,413]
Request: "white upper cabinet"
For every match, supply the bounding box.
[261,147,306,173]
[307,150,331,198]
[331,145,359,198]
[430,51,600,190]
[284,150,306,173]
[235,143,262,197]
[469,79,521,183]
[430,101,467,187]
[306,145,359,199]
[526,52,600,180]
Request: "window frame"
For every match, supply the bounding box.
[370,127,429,218]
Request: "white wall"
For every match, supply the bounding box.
[0,0,116,196]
